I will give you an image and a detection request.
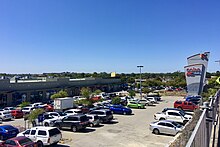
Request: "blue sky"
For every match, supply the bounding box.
[0,0,220,74]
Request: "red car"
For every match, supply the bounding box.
[11,110,24,119]
[174,100,199,111]
[0,136,37,147]
[43,104,54,112]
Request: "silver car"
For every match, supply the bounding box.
[86,114,100,127]
[149,120,183,135]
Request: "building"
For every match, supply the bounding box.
[0,77,122,107]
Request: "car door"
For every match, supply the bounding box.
[167,112,179,122]
[157,122,166,134]
[165,123,176,135]
[29,129,37,142]
[170,112,183,123]
[36,130,48,144]
[61,116,74,129]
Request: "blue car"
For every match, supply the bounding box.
[0,125,19,141]
[185,95,201,105]
[109,105,132,115]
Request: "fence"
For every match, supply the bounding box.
[185,90,220,147]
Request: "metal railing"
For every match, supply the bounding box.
[186,90,220,147]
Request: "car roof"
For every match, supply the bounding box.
[32,126,58,130]
[157,120,174,123]
[0,125,16,129]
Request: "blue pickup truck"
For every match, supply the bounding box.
[109,105,132,115]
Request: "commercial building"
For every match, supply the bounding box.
[0,77,122,107]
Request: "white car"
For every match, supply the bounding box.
[17,126,62,146]
[64,109,83,116]
[150,120,183,135]
[154,110,192,124]
[3,107,16,112]
[46,111,67,120]
[0,111,12,121]
[22,107,35,114]
[145,97,157,104]
[138,99,153,106]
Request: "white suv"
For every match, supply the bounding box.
[17,126,62,146]
[0,111,12,121]
[64,109,83,116]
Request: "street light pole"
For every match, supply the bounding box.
[137,65,144,99]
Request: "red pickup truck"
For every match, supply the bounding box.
[174,100,198,111]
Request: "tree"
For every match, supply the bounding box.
[19,101,30,108]
[94,89,102,95]
[128,90,136,97]
[27,108,45,126]
[80,87,92,99]
[112,97,121,105]
[51,90,68,99]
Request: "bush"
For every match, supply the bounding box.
[51,90,68,99]
[19,101,30,108]
[112,97,121,105]
[28,108,45,124]
[128,90,136,97]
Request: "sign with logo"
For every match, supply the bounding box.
[186,67,202,77]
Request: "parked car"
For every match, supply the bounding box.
[43,104,54,112]
[46,111,67,120]
[154,109,191,124]
[3,107,16,112]
[109,105,132,115]
[138,99,153,106]
[53,114,90,132]
[0,125,19,141]
[185,96,202,105]
[89,109,113,123]
[127,101,145,109]
[0,136,38,147]
[21,107,35,115]
[145,97,157,104]
[86,114,100,127]
[17,126,62,146]
[174,101,199,111]
[11,109,24,119]
[149,120,183,135]
[64,109,83,116]
[32,114,57,127]
[162,108,193,116]
[0,111,12,121]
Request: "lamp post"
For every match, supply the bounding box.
[137,65,144,99]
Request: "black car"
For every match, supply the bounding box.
[53,114,89,132]
[89,109,113,123]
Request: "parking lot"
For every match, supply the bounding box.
[1,96,182,147]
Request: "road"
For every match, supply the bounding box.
[2,96,182,147]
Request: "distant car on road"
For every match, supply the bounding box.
[150,120,183,135]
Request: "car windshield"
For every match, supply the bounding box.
[58,112,67,116]
[171,121,182,128]
[23,108,29,110]
[80,116,88,122]
[179,111,185,116]
[3,112,10,115]
[49,128,61,137]
[19,138,33,145]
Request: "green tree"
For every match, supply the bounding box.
[19,101,30,108]
[94,89,102,95]
[111,97,121,105]
[80,87,92,99]
[128,90,136,97]
[51,90,68,99]
[27,108,45,125]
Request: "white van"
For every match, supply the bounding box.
[17,126,62,146]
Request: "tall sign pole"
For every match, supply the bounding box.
[137,65,144,99]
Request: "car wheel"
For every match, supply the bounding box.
[183,120,188,125]
[90,123,94,127]
[123,111,127,115]
[153,129,160,135]
[71,125,77,132]
[138,106,141,109]
[0,118,3,123]
[44,122,49,126]
[159,118,165,121]
[54,124,61,129]
[177,107,182,110]
[0,135,3,141]
[37,141,44,147]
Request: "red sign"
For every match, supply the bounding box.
[186,67,201,77]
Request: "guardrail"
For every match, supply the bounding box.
[185,90,220,147]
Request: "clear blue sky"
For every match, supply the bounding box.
[0,0,220,74]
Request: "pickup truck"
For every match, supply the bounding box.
[154,110,191,124]
[174,101,198,111]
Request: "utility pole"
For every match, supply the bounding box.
[137,65,144,99]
